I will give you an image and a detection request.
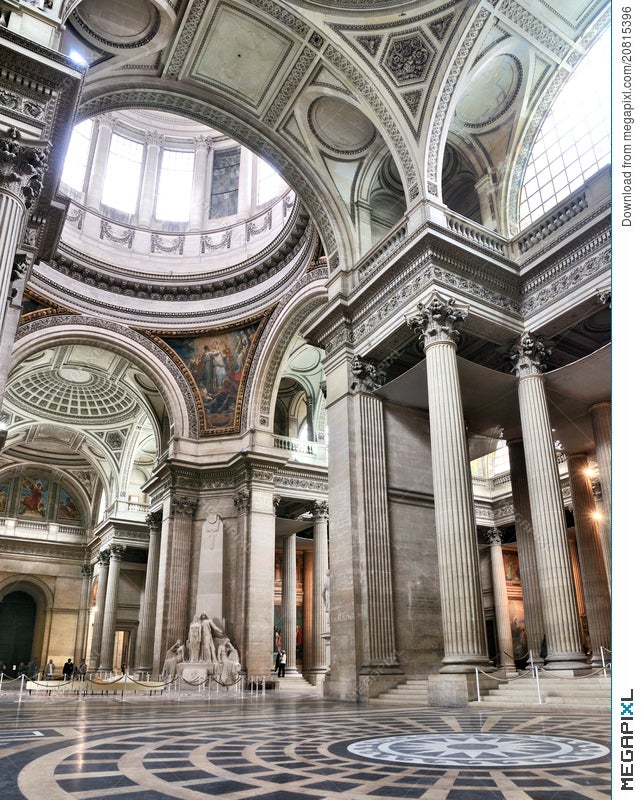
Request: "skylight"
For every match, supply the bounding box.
[518,28,611,229]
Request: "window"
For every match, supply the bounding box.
[60,119,93,193]
[101,134,144,214]
[257,158,287,205]
[210,147,240,219]
[518,28,611,229]
[155,149,195,222]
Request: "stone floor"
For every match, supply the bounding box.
[0,684,611,799]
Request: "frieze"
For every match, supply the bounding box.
[15,314,199,438]
[273,473,328,494]
[0,540,85,560]
[519,244,611,318]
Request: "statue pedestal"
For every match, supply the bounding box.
[177,661,214,685]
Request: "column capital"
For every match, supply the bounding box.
[98,549,111,567]
[95,113,116,130]
[81,563,93,579]
[350,354,385,393]
[484,527,504,545]
[109,544,126,561]
[508,331,551,377]
[146,509,163,531]
[145,130,164,148]
[171,496,198,517]
[234,488,251,514]
[0,128,48,209]
[405,291,468,350]
[313,500,329,520]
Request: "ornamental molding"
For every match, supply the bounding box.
[519,239,611,319]
[251,265,328,427]
[273,472,328,494]
[0,129,48,208]
[508,331,551,377]
[0,540,85,561]
[405,292,469,349]
[16,314,199,438]
[323,43,418,195]
[77,90,337,256]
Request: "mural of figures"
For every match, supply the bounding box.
[19,476,48,518]
[508,599,528,662]
[0,482,9,514]
[57,488,81,522]
[164,323,258,433]
[502,551,521,583]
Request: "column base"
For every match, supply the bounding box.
[427,673,482,706]
[544,652,590,671]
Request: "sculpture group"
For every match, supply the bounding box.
[161,612,241,685]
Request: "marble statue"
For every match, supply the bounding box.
[162,639,185,679]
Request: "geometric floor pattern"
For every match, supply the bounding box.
[0,689,611,800]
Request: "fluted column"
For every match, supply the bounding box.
[507,439,545,664]
[85,114,113,209]
[509,332,587,670]
[231,489,250,660]
[98,544,126,671]
[406,293,490,672]
[281,531,298,675]
[161,496,197,657]
[485,529,516,674]
[138,131,162,227]
[90,551,110,669]
[566,454,611,661]
[589,402,611,583]
[189,135,211,231]
[74,563,93,665]
[135,510,163,674]
[310,500,329,676]
[0,129,47,397]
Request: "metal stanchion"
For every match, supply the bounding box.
[534,664,542,704]
[475,668,481,702]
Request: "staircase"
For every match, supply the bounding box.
[369,679,429,706]
[368,673,611,713]
[469,672,611,714]
[273,673,322,695]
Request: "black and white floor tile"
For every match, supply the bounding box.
[0,689,611,799]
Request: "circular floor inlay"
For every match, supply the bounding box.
[346,733,609,767]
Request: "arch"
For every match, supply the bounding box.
[12,316,198,441]
[0,576,55,670]
[242,268,328,433]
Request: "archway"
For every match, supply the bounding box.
[0,590,36,673]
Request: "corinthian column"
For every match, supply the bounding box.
[135,510,163,674]
[406,292,490,672]
[509,332,587,670]
[74,563,93,665]
[566,454,611,662]
[161,496,197,658]
[507,439,545,664]
[281,531,299,676]
[310,500,329,678]
[98,544,126,671]
[485,529,516,674]
[589,402,611,583]
[90,550,110,669]
[0,128,48,396]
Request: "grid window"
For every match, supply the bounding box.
[102,134,144,214]
[60,119,93,192]
[519,29,611,229]
[155,149,195,222]
[209,146,240,219]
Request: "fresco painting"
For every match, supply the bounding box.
[19,476,49,518]
[0,482,9,513]
[165,324,258,432]
[503,550,521,583]
[58,488,81,522]
[509,598,528,662]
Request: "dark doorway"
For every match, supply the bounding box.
[0,590,36,671]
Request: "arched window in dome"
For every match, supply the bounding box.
[60,118,93,193]
[155,149,195,222]
[518,28,610,230]
[257,158,287,205]
[102,133,144,214]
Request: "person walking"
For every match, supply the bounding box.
[46,659,55,680]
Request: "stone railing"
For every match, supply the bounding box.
[273,436,327,465]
